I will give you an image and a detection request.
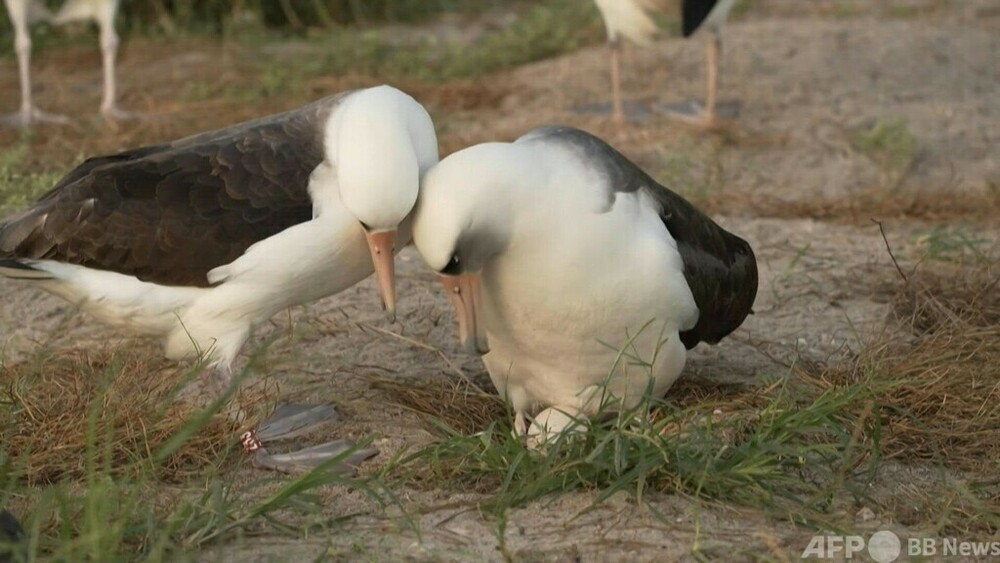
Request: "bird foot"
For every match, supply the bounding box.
[241,403,378,474]
[524,407,586,450]
[101,106,156,122]
[570,101,653,124]
[656,100,740,130]
[1,107,71,128]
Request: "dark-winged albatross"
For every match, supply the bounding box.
[592,0,736,126]
[3,0,133,126]
[412,126,756,443]
[0,85,439,470]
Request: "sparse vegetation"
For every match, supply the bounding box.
[852,118,920,171]
[0,143,62,214]
[0,344,390,560]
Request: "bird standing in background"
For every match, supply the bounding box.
[0,85,439,471]
[2,0,132,127]
[413,126,757,442]
[592,0,737,127]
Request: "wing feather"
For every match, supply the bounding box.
[0,93,353,287]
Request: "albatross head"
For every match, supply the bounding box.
[331,85,438,320]
[413,143,522,354]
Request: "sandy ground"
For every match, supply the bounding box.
[1,0,999,560]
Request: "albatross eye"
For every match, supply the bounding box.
[440,252,462,275]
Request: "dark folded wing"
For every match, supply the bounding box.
[681,0,720,37]
[0,93,352,287]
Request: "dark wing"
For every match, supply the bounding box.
[646,179,757,349]
[523,126,758,349]
[681,0,720,37]
[518,126,646,208]
[0,93,352,287]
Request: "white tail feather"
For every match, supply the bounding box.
[594,0,662,45]
[0,261,53,280]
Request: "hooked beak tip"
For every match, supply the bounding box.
[461,339,489,356]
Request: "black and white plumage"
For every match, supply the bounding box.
[593,0,736,125]
[3,0,132,126]
[0,85,438,468]
[412,126,757,441]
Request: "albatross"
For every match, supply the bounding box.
[0,85,439,471]
[593,0,737,126]
[412,126,756,442]
[3,0,133,126]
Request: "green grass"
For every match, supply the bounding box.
[851,118,920,171]
[274,0,603,84]
[176,0,602,102]
[389,369,887,528]
[0,345,390,561]
[0,141,63,216]
[0,0,517,40]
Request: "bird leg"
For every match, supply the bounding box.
[96,9,140,121]
[609,38,625,125]
[663,33,723,129]
[514,411,529,438]
[1,4,69,128]
[704,32,720,123]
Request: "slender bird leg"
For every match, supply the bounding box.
[609,38,625,125]
[664,33,723,129]
[95,3,140,121]
[514,411,528,438]
[1,0,69,127]
[704,33,721,124]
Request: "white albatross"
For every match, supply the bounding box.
[0,85,439,471]
[3,0,133,126]
[412,126,757,442]
[593,0,737,126]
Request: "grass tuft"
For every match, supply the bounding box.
[0,344,389,559]
[0,142,63,216]
[852,118,920,171]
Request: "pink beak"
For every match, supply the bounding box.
[364,230,397,321]
[439,273,489,355]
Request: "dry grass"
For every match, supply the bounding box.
[0,348,273,485]
[829,260,1000,473]
[694,186,1000,225]
[369,375,505,435]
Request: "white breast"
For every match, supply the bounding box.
[480,183,697,417]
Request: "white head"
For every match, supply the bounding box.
[413,142,529,354]
[413,142,523,275]
[325,85,439,318]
